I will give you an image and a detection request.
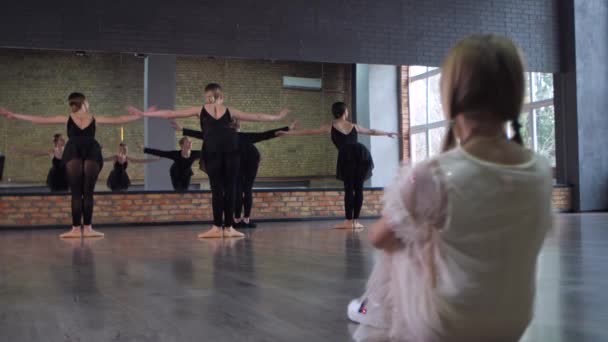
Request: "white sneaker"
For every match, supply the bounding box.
[347,298,367,324]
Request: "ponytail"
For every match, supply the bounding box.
[510,118,523,145]
[441,121,457,152]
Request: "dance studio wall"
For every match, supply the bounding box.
[0,49,145,183]
[0,0,559,72]
[0,187,571,227]
[174,57,350,179]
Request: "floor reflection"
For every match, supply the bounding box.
[0,216,606,341]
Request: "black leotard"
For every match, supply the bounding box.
[143,148,202,191]
[331,126,374,220]
[62,116,104,169]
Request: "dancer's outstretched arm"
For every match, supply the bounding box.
[244,120,297,143]
[182,128,204,140]
[96,105,157,124]
[354,124,399,138]
[95,113,143,124]
[276,123,331,136]
[10,146,52,157]
[0,108,66,124]
[132,106,200,119]
[230,107,289,122]
[143,148,179,161]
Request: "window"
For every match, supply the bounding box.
[408,67,556,166]
[408,66,447,163]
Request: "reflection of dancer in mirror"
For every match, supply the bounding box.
[130,83,288,239]
[141,137,201,191]
[278,102,398,230]
[104,142,159,192]
[0,92,143,238]
[347,35,553,342]
[10,133,69,192]
[171,119,297,228]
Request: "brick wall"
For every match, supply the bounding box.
[0,187,572,227]
[174,57,350,179]
[552,186,572,212]
[0,0,559,72]
[0,190,383,226]
[399,66,410,162]
[0,49,145,183]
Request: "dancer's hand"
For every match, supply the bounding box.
[135,142,144,150]
[276,130,290,136]
[127,106,144,117]
[386,132,400,138]
[0,108,15,119]
[170,120,182,131]
[289,120,299,131]
[276,108,289,120]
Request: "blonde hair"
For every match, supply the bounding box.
[440,34,525,151]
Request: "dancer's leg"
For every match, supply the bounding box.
[81,160,103,238]
[199,152,224,238]
[353,179,365,229]
[234,173,244,225]
[61,159,84,238]
[241,164,258,227]
[335,173,355,229]
[222,152,244,238]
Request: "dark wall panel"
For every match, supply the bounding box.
[574,0,608,211]
[0,0,559,71]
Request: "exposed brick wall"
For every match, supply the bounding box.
[0,190,383,226]
[0,0,559,72]
[399,66,410,162]
[174,57,350,179]
[0,49,145,183]
[0,187,572,227]
[552,186,572,212]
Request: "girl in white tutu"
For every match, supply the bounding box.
[347,34,553,342]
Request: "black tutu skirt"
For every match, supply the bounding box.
[106,162,131,191]
[336,142,374,182]
[46,157,69,192]
[62,137,104,169]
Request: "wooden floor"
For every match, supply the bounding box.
[0,214,606,341]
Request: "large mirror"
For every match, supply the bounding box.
[0,48,366,193]
[0,48,556,194]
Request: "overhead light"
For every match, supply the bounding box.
[282,76,322,90]
[74,51,87,57]
[134,53,146,58]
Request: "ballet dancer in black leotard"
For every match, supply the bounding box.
[104,142,159,191]
[130,83,288,238]
[171,119,296,228]
[278,102,398,229]
[142,137,202,191]
[11,133,69,192]
[0,92,143,238]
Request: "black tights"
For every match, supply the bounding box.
[235,166,258,219]
[66,159,100,227]
[343,177,364,220]
[205,151,239,228]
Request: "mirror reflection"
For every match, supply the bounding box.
[0,49,556,195]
